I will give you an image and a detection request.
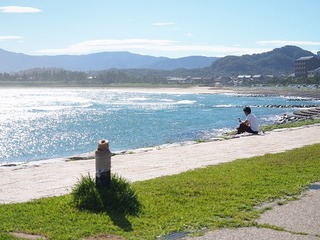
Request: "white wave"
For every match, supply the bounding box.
[159,98,174,102]
[29,106,73,111]
[214,104,238,108]
[127,97,148,101]
[283,96,313,100]
[175,100,196,104]
[77,103,94,108]
[260,113,292,122]
[199,127,234,139]
[25,102,93,112]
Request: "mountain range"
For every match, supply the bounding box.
[0,49,217,73]
[0,46,317,76]
[204,45,316,76]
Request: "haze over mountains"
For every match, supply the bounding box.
[0,46,316,76]
[0,49,217,73]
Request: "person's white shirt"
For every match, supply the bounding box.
[246,113,259,132]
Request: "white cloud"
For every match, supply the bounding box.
[0,36,23,41]
[257,40,320,47]
[36,38,271,57]
[0,6,41,13]
[37,39,178,54]
[152,22,176,26]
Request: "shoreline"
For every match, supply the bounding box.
[82,85,320,99]
[1,85,319,167]
[1,124,320,204]
[0,138,222,168]
[2,85,320,98]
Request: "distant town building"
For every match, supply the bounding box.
[252,75,263,80]
[166,76,210,84]
[166,76,193,84]
[237,75,251,79]
[308,66,320,78]
[214,76,232,84]
[295,56,320,77]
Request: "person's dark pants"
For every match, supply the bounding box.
[237,123,258,134]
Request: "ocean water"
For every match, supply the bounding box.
[0,88,319,164]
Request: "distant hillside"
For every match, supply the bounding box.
[205,45,316,76]
[0,46,315,77]
[0,49,217,73]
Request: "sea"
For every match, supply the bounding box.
[0,87,319,165]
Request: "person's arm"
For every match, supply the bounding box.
[239,118,249,125]
[243,119,250,125]
[242,114,251,125]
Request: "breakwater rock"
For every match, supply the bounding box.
[277,107,320,124]
[256,104,319,108]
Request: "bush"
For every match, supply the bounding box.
[71,174,104,212]
[71,173,141,215]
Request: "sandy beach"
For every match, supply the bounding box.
[105,85,320,99]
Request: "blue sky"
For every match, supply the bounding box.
[1,0,319,58]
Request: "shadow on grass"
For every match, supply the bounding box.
[71,174,141,231]
[309,183,320,191]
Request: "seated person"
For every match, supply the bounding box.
[237,106,259,134]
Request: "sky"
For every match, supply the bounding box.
[1,0,319,58]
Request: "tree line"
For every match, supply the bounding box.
[0,67,319,87]
[0,68,168,86]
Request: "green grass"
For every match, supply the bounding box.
[1,144,320,239]
[223,119,320,137]
[72,174,141,215]
[260,118,320,132]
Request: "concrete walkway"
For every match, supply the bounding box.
[1,125,320,239]
[185,182,320,240]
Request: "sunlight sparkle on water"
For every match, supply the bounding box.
[0,88,318,163]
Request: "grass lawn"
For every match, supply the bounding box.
[260,119,320,132]
[221,119,320,138]
[0,143,320,239]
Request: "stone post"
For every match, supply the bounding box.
[95,140,111,189]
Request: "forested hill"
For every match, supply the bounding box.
[203,45,316,76]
